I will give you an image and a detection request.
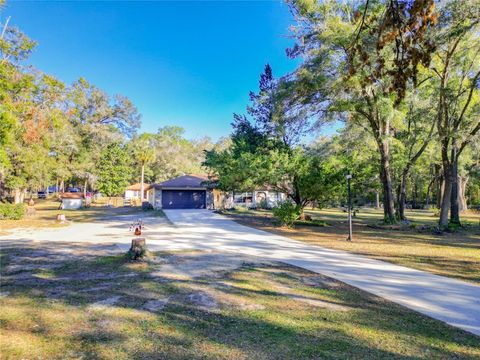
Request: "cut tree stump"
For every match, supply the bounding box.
[128,238,147,260]
[26,207,36,217]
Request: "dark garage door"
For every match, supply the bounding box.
[162,190,206,209]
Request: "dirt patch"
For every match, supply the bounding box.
[79,283,115,293]
[4,263,62,273]
[270,282,351,311]
[256,267,340,289]
[143,298,169,312]
[144,251,351,313]
[300,276,339,288]
[150,251,270,280]
[183,291,218,311]
[89,296,122,310]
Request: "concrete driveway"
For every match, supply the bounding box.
[160,209,480,336]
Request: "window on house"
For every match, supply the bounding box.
[234,192,253,203]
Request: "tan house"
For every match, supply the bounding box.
[124,183,151,201]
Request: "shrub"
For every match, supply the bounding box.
[257,198,270,210]
[272,201,301,228]
[142,201,153,211]
[0,203,26,220]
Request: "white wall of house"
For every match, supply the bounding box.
[264,191,286,207]
[62,199,83,209]
[226,190,286,209]
[146,189,154,205]
[125,190,141,200]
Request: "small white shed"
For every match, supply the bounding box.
[61,193,84,209]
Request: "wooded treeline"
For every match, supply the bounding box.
[204,0,480,228]
[1,0,479,228]
[0,4,227,202]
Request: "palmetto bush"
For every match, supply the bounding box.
[0,203,26,220]
[272,201,301,228]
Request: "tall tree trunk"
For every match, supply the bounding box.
[397,119,435,218]
[425,178,434,209]
[439,163,452,228]
[434,163,443,209]
[379,140,396,223]
[398,170,408,221]
[298,207,306,220]
[0,179,6,201]
[292,176,305,220]
[449,146,461,226]
[375,190,380,209]
[458,176,468,212]
[14,189,21,204]
[412,181,418,209]
[438,121,452,228]
[140,163,145,202]
[437,176,444,209]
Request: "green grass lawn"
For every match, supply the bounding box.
[1,242,479,359]
[220,207,480,284]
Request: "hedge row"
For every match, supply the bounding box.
[0,203,26,220]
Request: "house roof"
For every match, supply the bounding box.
[126,183,151,191]
[61,192,84,199]
[153,174,210,189]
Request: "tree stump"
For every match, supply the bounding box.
[26,207,36,217]
[127,238,147,260]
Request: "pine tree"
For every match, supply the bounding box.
[97,143,132,199]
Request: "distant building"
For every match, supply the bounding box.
[60,193,84,209]
[124,183,151,201]
[147,175,212,209]
[146,174,286,210]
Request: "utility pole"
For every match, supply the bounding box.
[346,174,353,241]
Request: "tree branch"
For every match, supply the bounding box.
[0,16,10,40]
[458,122,480,156]
[454,69,480,130]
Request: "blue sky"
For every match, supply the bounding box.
[2,1,301,140]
